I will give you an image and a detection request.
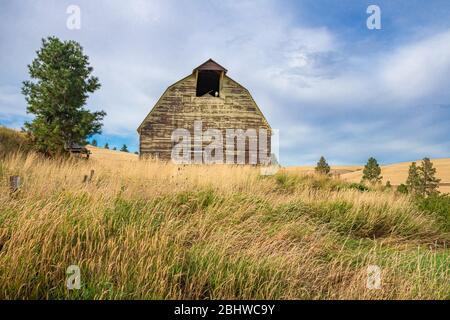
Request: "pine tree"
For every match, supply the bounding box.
[104,143,109,149]
[406,162,421,194]
[419,158,440,196]
[315,156,330,175]
[120,144,129,153]
[91,139,97,146]
[22,37,105,156]
[362,157,382,184]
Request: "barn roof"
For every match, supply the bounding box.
[137,59,271,133]
[193,59,228,74]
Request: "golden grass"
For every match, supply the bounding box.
[0,126,32,158]
[86,145,138,162]
[340,158,450,194]
[286,165,363,176]
[0,153,448,299]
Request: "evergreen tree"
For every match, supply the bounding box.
[104,142,109,149]
[315,156,330,175]
[120,144,129,152]
[22,37,105,156]
[406,162,421,194]
[362,157,382,184]
[419,157,440,196]
[91,139,97,146]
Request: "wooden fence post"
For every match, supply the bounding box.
[83,170,95,183]
[9,175,21,193]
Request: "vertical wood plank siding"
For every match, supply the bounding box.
[138,74,271,164]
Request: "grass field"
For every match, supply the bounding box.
[0,151,448,299]
[285,165,363,176]
[86,145,138,161]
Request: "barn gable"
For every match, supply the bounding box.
[137,59,271,163]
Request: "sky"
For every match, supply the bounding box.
[1,0,449,165]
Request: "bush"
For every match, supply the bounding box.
[416,194,450,232]
[348,182,369,192]
[397,184,408,194]
[332,182,369,192]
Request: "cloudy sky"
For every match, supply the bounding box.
[1,0,449,165]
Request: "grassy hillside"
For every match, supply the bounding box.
[86,145,138,161]
[0,153,448,299]
[0,126,33,158]
[341,159,450,194]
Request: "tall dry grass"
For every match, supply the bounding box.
[0,153,448,299]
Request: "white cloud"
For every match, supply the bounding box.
[380,30,450,100]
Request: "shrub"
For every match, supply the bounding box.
[416,194,450,232]
[397,184,408,194]
[274,173,300,192]
[348,182,369,192]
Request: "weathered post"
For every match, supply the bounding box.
[9,175,21,193]
[82,170,95,183]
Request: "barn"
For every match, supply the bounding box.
[137,59,272,164]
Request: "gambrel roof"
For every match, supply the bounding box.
[137,59,271,132]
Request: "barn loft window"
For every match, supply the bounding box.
[196,70,220,97]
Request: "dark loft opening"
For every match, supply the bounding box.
[196,70,220,97]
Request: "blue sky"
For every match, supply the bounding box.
[1,0,449,165]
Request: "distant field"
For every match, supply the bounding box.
[339,159,450,194]
[86,145,138,161]
[286,159,449,194]
[286,165,363,176]
[85,145,449,194]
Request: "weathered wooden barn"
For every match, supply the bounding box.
[137,59,271,164]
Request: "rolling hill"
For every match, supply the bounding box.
[86,145,138,161]
[285,159,449,193]
[285,165,363,176]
